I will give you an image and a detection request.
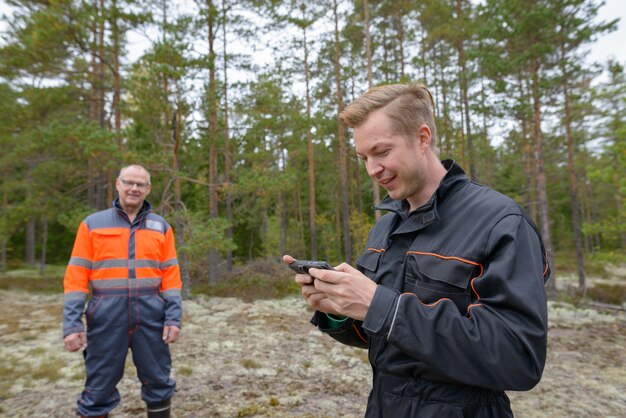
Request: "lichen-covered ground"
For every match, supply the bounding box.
[0,288,625,417]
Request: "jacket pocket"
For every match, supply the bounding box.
[85,296,103,325]
[356,249,382,281]
[382,392,464,418]
[404,252,481,315]
[91,229,125,260]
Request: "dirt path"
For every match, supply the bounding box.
[0,290,624,417]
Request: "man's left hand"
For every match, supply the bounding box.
[308,263,377,321]
[162,325,180,344]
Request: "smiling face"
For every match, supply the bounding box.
[354,109,436,211]
[115,166,151,214]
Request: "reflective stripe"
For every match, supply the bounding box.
[64,291,88,302]
[160,258,179,269]
[162,288,181,298]
[68,257,92,269]
[136,259,160,269]
[138,278,162,287]
[93,287,159,297]
[147,405,170,413]
[92,258,128,269]
[90,277,162,290]
[90,278,130,289]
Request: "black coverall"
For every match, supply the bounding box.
[312,160,549,417]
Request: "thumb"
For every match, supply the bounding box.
[162,326,169,341]
[334,262,359,274]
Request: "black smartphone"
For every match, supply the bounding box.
[288,259,334,274]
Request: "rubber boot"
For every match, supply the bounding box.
[147,398,171,418]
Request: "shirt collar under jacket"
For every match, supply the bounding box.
[113,198,152,224]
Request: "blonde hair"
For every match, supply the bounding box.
[339,82,437,147]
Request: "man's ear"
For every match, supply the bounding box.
[417,124,432,148]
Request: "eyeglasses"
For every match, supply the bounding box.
[118,178,150,191]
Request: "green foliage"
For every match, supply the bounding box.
[193,259,300,301]
[350,210,375,252]
[0,0,624,282]
[57,206,95,232]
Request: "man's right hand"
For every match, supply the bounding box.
[64,332,87,352]
[283,254,336,315]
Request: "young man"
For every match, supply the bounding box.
[63,164,182,418]
[284,83,549,417]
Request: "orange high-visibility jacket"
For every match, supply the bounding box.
[63,200,182,337]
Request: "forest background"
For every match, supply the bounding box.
[0,0,625,302]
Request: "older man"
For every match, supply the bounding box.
[63,164,182,418]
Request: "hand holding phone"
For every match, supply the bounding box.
[288,259,334,274]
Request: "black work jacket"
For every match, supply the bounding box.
[313,160,549,393]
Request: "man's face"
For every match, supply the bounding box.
[354,110,428,208]
[115,167,151,212]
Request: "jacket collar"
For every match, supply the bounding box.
[374,159,468,214]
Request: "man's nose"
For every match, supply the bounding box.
[366,159,383,177]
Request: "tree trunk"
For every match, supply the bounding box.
[363,0,381,219]
[172,109,192,299]
[1,179,7,273]
[87,0,107,210]
[222,0,233,271]
[562,78,586,295]
[456,0,474,179]
[531,59,555,295]
[279,192,287,256]
[437,44,452,157]
[207,0,220,285]
[0,239,6,273]
[332,0,352,263]
[519,73,538,222]
[382,25,389,83]
[111,0,122,140]
[95,0,107,210]
[26,218,36,267]
[301,2,318,259]
[39,217,48,276]
[87,1,98,209]
[393,10,405,79]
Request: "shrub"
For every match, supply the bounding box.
[192,259,300,301]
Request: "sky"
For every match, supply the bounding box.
[586,0,626,65]
[1,0,625,70]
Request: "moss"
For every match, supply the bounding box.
[0,267,64,293]
[31,357,64,382]
[237,404,266,417]
[241,358,261,369]
[28,347,46,356]
[587,283,626,305]
[0,363,17,399]
[268,397,280,407]
[177,365,193,376]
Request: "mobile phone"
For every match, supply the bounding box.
[288,259,335,274]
